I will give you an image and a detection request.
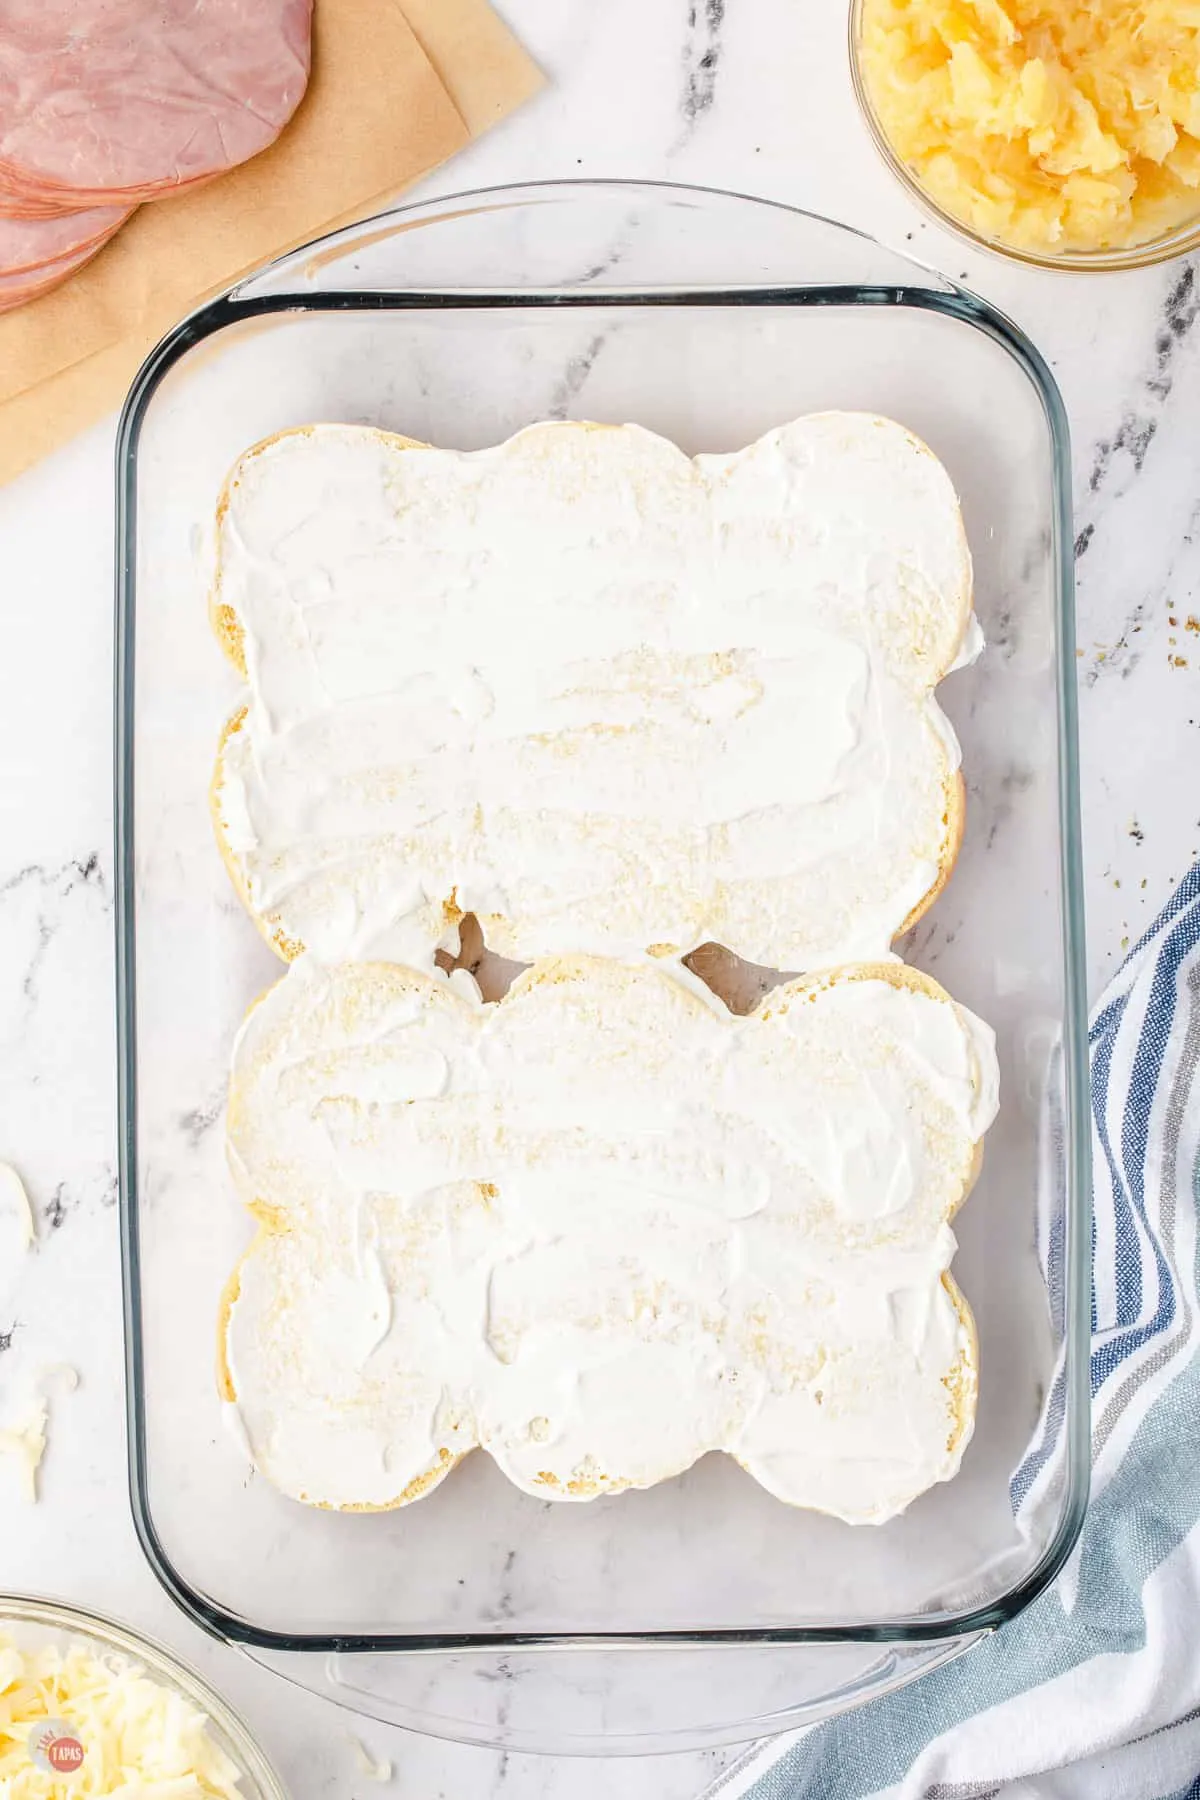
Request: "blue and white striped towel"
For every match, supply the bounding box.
[710,863,1200,1800]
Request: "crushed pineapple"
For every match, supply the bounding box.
[859,0,1200,253]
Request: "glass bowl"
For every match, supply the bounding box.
[849,0,1200,272]
[0,1593,287,1800]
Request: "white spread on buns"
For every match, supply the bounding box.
[211,414,976,971]
[221,956,997,1525]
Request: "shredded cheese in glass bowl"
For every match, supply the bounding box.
[0,1596,286,1800]
[851,0,1200,269]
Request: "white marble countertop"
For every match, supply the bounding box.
[1,3,1197,1797]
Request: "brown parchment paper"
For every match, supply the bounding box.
[0,0,542,484]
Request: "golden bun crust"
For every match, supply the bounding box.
[209,708,304,962]
[897,767,967,941]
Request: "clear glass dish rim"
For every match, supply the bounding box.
[0,1591,288,1798]
[847,0,1200,272]
[114,176,1092,1657]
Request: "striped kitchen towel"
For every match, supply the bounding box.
[709,862,1200,1800]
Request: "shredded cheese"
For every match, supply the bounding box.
[0,1167,44,1502]
[0,1631,246,1799]
[0,1163,35,1252]
[860,0,1200,252]
[0,1375,79,1503]
[346,1735,393,1783]
[37,1366,80,1396]
[0,1400,46,1504]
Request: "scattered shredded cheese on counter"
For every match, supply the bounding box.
[346,1735,393,1782]
[0,1163,35,1252]
[0,1400,46,1504]
[37,1366,80,1396]
[860,0,1200,253]
[0,1631,246,1799]
[0,1374,79,1503]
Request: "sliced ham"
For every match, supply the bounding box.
[0,224,123,311]
[0,176,83,219]
[0,202,131,277]
[0,0,313,205]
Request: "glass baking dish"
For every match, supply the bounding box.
[115,180,1090,1755]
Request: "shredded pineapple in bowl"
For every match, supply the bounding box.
[855,0,1200,264]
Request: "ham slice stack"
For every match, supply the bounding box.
[0,0,313,312]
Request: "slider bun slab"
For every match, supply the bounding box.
[209,414,974,973]
[219,955,997,1524]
